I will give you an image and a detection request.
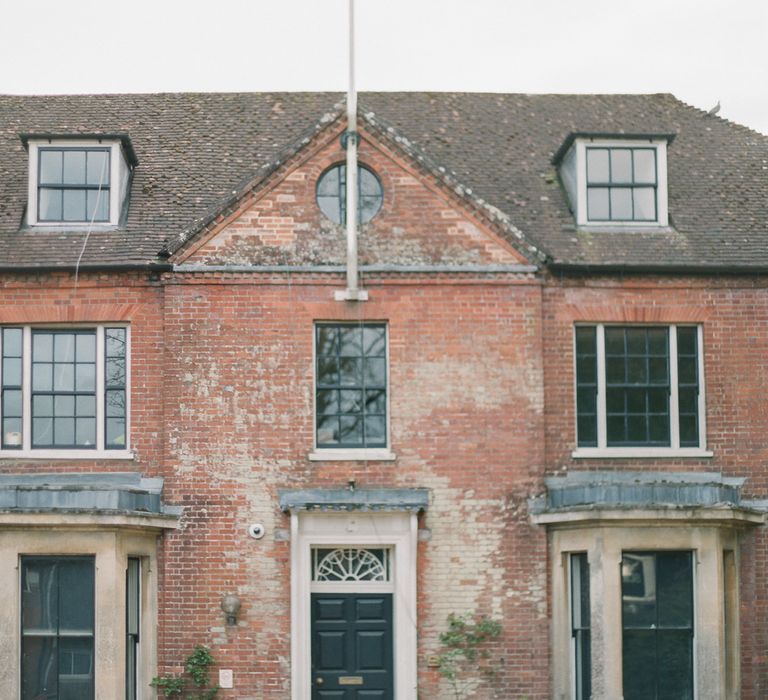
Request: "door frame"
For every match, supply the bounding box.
[290,511,418,700]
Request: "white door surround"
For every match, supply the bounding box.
[289,510,419,700]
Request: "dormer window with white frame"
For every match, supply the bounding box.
[555,134,673,228]
[23,135,137,228]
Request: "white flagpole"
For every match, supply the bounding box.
[337,0,367,301]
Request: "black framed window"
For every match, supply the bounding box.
[2,327,23,449]
[586,147,657,222]
[0,325,129,452]
[575,325,702,450]
[622,551,694,700]
[126,558,140,700]
[38,147,111,223]
[32,330,97,448]
[21,556,95,700]
[605,327,670,446]
[571,553,591,700]
[316,163,383,225]
[316,324,387,448]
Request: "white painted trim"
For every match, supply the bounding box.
[572,447,713,459]
[573,138,669,228]
[26,139,125,227]
[308,448,396,462]
[290,511,418,700]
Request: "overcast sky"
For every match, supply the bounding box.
[2,0,766,134]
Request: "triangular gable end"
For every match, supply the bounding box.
[171,110,541,268]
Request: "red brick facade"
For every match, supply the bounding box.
[3,121,768,699]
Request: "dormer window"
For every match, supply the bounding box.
[554,134,672,228]
[38,147,111,222]
[23,135,137,227]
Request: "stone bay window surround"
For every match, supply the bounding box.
[0,473,179,699]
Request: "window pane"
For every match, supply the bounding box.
[54,395,75,416]
[317,196,341,224]
[75,418,96,446]
[77,395,97,416]
[610,149,632,183]
[54,334,75,362]
[633,149,657,184]
[586,149,609,182]
[365,390,386,415]
[575,326,596,356]
[363,326,386,356]
[339,389,362,413]
[39,188,63,220]
[610,188,633,220]
[317,358,339,386]
[39,150,63,184]
[657,552,693,628]
[316,389,338,415]
[577,414,597,446]
[33,395,53,416]
[3,328,22,356]
[339,327,363,356]
[106,417,126,447]
[622,630,657,700]
[605,328,625,355]
[106,328,126,356]
[317,415,339,445]
[22,636,58,700]
[587,188,609,220]
[3,357,21,385]
[316,326,338,356]
[105,357,126,387]
[364,415,386,443]
[678,357,697,384]
[33,333,53,362]
[76,363,96,392]
[75,333,96,363]
[59,637,94,700]
[86,150,110,185]
[22,560,58,633]
[86,190,110,222]
[53,364,75,391]
[339,415,363,444]
[54,417,75,445]
[63,151,86,185]
[105,390,124,419]
[657,631,693,700]
[633,187,656,221]
[33,363,53,391]
[317,167,339,196]
[339,357,362,386]
[32,416,53,445]
[63,189,86,221]
[363,357,386,385]
[59,560,94,632]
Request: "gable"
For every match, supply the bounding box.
[177,122,532,268]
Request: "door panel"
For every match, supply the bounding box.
[312,593,393,700]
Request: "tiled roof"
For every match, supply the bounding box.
[0,92,766,270]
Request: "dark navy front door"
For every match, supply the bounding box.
[311,593,394,699]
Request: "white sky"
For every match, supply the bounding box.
[2,0,767,134]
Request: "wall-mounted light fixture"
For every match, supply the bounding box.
[221,594,241,626]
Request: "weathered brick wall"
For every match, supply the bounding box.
[157,273,549,698]
[542,274,768,699]
[182,124,526,268]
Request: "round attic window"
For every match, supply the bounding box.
[316,163,383,225]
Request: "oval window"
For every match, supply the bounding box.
[316,163,383,225]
